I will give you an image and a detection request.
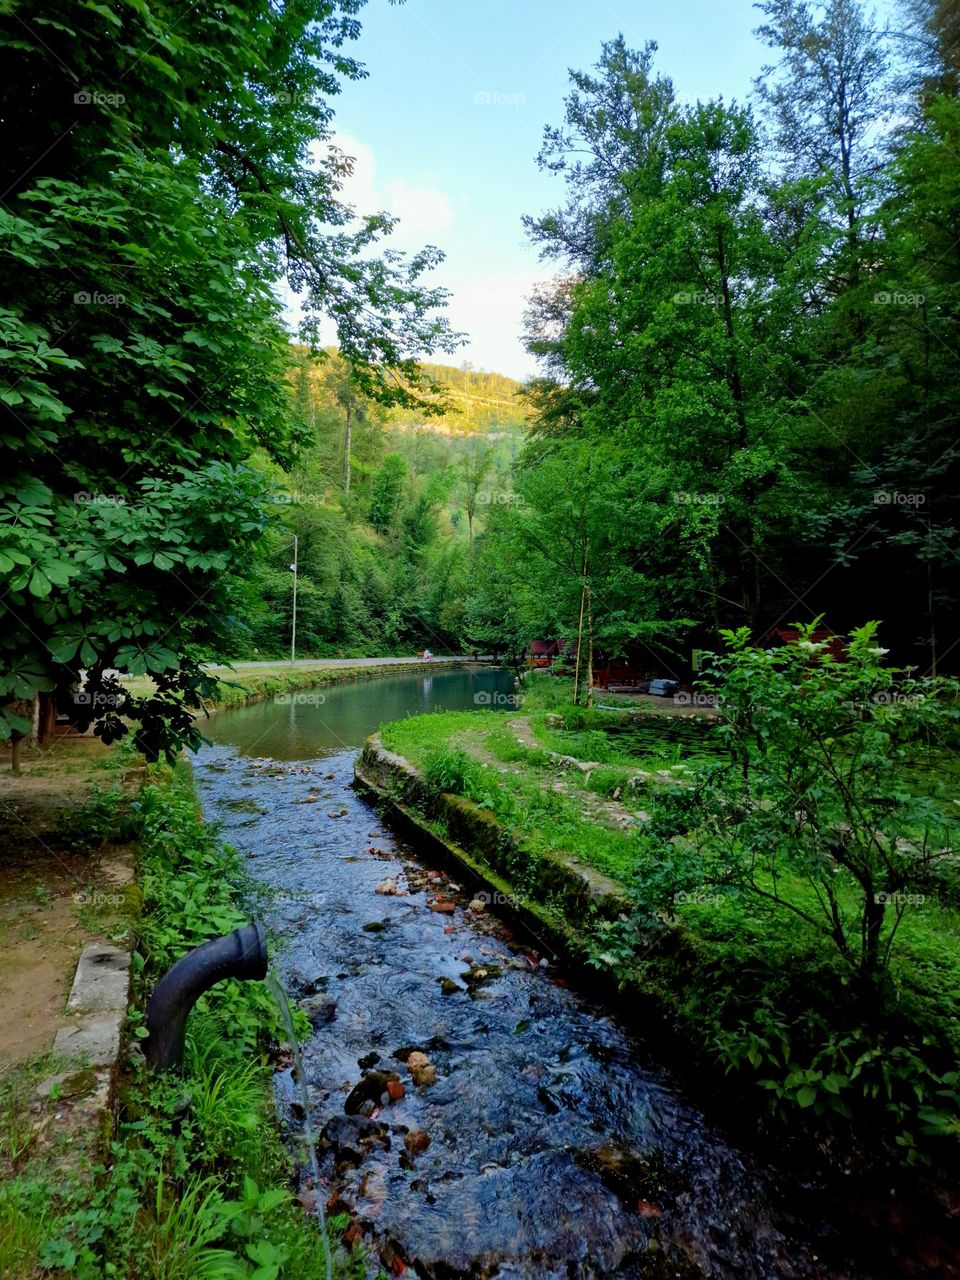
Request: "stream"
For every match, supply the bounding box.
[195,666,883,1280]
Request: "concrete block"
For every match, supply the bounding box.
[65,944,130,1016]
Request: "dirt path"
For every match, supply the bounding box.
[0,738,137,1066]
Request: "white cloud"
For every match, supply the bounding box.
[287,135,540,379]
[324,133,454,247]
[445,270,541,381]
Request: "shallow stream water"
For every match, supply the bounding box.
[195,667,882,1280]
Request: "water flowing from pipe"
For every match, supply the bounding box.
[265,970,332,1280]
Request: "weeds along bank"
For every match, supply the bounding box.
[364,642,960,1188]
[0,753,370,1280]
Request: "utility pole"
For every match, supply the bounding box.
[290,534,298,665]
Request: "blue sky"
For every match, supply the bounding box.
[322,0,772,379]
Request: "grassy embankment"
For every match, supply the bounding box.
[376,673,960,1175]
[0,744,370,1279]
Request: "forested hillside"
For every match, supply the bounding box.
[226,350,525,659]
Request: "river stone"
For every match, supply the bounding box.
[299,993,337,1025]
[344,1069,401,1115]
[320,1113,390,1165]
[404,1128,430,1156]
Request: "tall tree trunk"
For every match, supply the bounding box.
[586,585,594,709]
[342,403,352,495]
[572,581,586,706]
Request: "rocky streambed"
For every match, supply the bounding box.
[196,736,882,1280]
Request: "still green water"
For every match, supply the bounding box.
[203,665,517,759]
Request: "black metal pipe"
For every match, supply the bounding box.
[144,921,268,1070]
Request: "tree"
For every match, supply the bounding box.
[698,623,959,986]
[0,0,457,761]
[755,0,895,298]
[369,454,408,534]
[458,443,494,551]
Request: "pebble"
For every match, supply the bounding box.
[404,1128,431,1155]
[375,878,405,896]
[299,994,337,1025]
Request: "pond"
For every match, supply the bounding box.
[195,665,880,1280]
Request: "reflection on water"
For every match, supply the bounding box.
[204,666,517,760]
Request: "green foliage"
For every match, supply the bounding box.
[0,0,457,759]
[697,621,960,982]
[480,8,960,678]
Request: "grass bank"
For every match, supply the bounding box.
[0,751,373,1279]
[374,674,960,1183]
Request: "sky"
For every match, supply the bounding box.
[308,0,774,380]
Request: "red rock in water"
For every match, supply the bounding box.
[636,1200,663,1219]
[387,1079,405,1101]
[443,925,456,934]
[429,898,456,914]
[404,1128,431,1155]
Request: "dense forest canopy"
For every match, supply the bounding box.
[1,0,959,761]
